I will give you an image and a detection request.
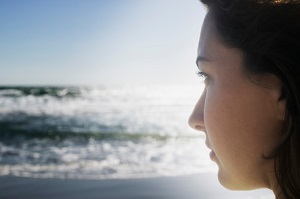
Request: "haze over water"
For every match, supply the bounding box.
[0,84,217,179]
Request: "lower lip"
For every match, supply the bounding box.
[209,150,216,161]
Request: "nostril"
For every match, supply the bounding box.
[195,125,205,132]
[188,112,205,131]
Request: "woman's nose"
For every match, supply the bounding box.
[188,89,206,132]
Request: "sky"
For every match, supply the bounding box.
[0,0,206,86]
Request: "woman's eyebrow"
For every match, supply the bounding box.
[196,55,211,67]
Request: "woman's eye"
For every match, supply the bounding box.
[196,71,209,80]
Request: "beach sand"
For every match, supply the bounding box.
[0,173,273,199]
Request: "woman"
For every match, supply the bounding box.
[188,0,300,198]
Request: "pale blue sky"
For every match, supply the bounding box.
[0,0,206,86]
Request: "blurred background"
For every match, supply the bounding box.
[0,0,216,180]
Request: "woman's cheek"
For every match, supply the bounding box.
[204,84,235,144]
[204,86,222,138]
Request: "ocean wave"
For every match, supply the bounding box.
[0,86,81,97]
[0,85,207,179]
[0,86,196,135]
[0,128,181,142]
[0,135,214,180]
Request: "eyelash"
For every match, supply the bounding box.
[196,71,209,80]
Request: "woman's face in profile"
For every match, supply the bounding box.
[189,12,285,190]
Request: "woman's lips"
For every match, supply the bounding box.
[206,141,216,161]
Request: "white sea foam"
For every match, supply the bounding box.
[0,136,217,179]
[0,84,203,135]
[0,84,212,179]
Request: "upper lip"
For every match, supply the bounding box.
[205,140,212,150]
[200,128,212,150]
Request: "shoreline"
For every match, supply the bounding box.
[0,173,273,199]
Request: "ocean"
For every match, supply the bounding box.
[0,84,216,180]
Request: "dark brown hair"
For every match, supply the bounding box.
[199,0,300,198]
